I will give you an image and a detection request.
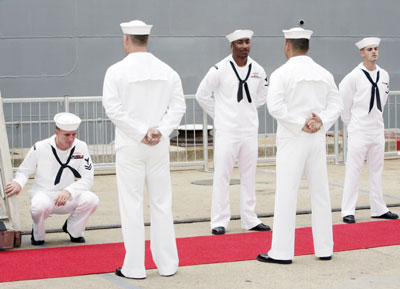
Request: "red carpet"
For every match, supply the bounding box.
[1,219,400,282]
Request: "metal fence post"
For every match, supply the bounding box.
[334,120,339,165]
[64,96,69,112]
[202,110,209,172]
[343,123,348,164]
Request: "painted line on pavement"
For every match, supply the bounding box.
[258,169,400,200]
[329,183,400,200]
[99,273,143,289]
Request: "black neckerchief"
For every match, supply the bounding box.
[361,69,382,113]
[229,61,252,103]
[51,145,81,185]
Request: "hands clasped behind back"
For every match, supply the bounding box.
[302,112,323,133]
[142,127,162,146]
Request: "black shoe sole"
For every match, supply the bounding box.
[342,216,356,224]
[319,256,332,261]
[211,227,225,235]
[63,220,86,243]
[31,229,45,246]
[256,254,292,264]
[115,267,146,279]
[70,237,86,243]
[371,215,399,220]
[249,227,271,231]
[343,220,355,224]
[30,239,45,246]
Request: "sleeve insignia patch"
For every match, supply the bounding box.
[264,76,269,86]
[84,157,92,170]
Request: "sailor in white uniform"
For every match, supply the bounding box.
[257,28,343,264]
[5,112,99,245]
[102,20,185,279]
[340,37,399,223]
[195,29,270,235]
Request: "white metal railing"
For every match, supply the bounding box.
[342,91,400,163]
[3,95,212,170]
[2,92,399,170]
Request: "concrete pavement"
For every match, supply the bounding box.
[2,158,400,288]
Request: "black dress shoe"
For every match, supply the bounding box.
[319,256,332,261]
[256,253,292,264]
[31,229,45,246]
[115,267,146,279]
[211,226,225,235]
[249,223,271,231]
[372,211,399,220]
[63,220,85,243]
[343,215,356,224]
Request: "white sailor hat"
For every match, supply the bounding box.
[54,112,81,131]
[120,20,153,35]
[355,37,381,50]
[283,27,313,39]
[226,29,254,43]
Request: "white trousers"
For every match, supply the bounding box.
[341,132,388,217]
[30,190,99,241]
[115,140,179,279]
[268,132,333,260]
[211,130,261,230]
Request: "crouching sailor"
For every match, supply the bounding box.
[5,112,99,245]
